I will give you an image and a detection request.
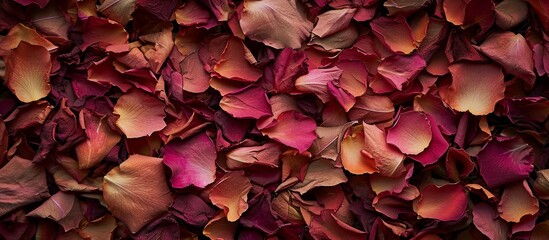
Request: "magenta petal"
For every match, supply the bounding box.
[477,136,535,188]
[163,132,217,188]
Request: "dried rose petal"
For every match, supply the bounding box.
[103,155,173,233]
[5,42,51,103]
[209,171,252,222]
[113,89,166,138]
[416,184,467,221]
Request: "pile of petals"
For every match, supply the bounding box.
[1,0,549,239]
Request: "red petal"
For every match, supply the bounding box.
[416,184,467,221]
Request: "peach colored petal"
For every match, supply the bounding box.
[139,26,174,73]
[341,125,377,175]
[387,111,432,155]
[203,213,238,240]
[5,42,51,103]
[370,16,417,54]
[240,0,313,49]
[113,89,166,138]
[312,8,357,38]
[442,62,505,115]
[498,180,539,223]
[102,155,173,233]
[0,23,57,55]
[362,122,406,177]
[291,159,347,194]
[213,37,262,82]
[209,171,252,222]
[75,109,121,169]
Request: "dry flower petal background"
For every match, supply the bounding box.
[0,0,548,239]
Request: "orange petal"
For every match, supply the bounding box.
[370,16,417,54]
[441,62,505,115]
[209,171,252,222]
[113,89,166,138]
[75,109,121,169]
[498,180,539,223]
[416,184,467,221]
[213,37,263,82]
[362,122,406,177]
[341,125,377,175]
[0,23,57,55]
[102,154,173,233]
[5,42,52,103]
[139,26,174,73]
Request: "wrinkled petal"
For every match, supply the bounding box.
[75,109,121,169]
[370,16,417,54]
[295,67,343,102]
[81,16,128,50]
[97,0,137,25]
[312,8,356,38]
[290,159,347,194]
[377,54,426,91]
[473,202,509,240]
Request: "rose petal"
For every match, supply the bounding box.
[477,136,534,188]
[341,125,377,175]
[0,156,49,216]
[81,16,128,50]
[272,48,308,93]
[445,147,475,182]
[473,202,510,240]
[441,62,505,115]
[498,180,539,223]
[209,171,252,222]
[220,85,273,119]
[409,114,449,166]
[113,89,166,138]
[0,23,57,55]
[27,191,82,232]
[387,111,432,155]
[295,67,343,103]
[75,109,121,169]
[349,94,394,124]
[163,132,217,189]
[312,8,356,38]
[290,159,347,194]
[479,32,536,86]
[240,0,313,49]
[102,154,173,233]
[260,110,317,153]
[213,37,262,82]
[377,54,426,91]
[171,194,217,227]
[139,26,174,73]
[5,42,51,103]
[370,16,417,54]
[495,0,528,30]
[226,142,283,169]
[180,51,210,93]
[97,0,137,25]
[416,184,467,221]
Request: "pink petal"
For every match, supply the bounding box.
[409,114,449,166]
[387,111,432,155]
[295,67,343,102]
[163,132,217,188]
[260,110,317,153]
[473,202,510,240]
[219,85,273,119]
